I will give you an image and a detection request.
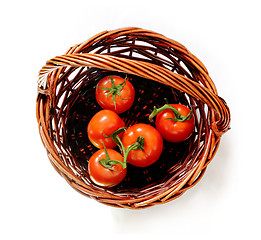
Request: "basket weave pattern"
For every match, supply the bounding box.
[36,27,230,209]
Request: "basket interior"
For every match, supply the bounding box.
[65,70,198,191]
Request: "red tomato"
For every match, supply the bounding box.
[155,104,195,142]
[87,110,125,149]
[122,123,163,167]
[95,75,135,114]
[88,149,127,187]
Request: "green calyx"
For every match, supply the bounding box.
[97,75,128,110]
[149,104,193,122]
[101,128,145,170]
[99,144,126,171]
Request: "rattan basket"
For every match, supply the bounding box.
[36,27,230,209]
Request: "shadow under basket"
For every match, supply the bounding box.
[36,27,231,209]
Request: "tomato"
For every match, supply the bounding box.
[87,110,125,149]
[152,104,195,143]
[121,123,163,167]
[88,148,127,187]
[95,75,135,114]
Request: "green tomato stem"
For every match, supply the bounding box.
[96,75,128,110]
[103,127,126,147]
[123,136,145,164]
[149,104,193,122]
[102,127,145,169]
[99,143,126,171]
[115,135,145,166]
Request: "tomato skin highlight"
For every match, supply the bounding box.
[88,149,127,187]
[95,75,135,114]
[155,104,195,143]
[122,123,163,167]
[87,110,125,149]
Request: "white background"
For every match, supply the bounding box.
[1,0,260,239]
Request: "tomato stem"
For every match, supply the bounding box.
[103,127,126,147]
[96,75,128,110]
[114,135,145,166]
[123,136,145,164]
[103,127,145,169]
[99,144,127,171]
[149,104,193,122]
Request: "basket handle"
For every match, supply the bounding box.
[38,53,230,136]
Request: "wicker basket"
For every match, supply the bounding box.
[36,27,230,209]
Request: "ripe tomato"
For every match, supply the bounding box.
[154,104,195,142]
[122,123,163,167]
[87,110,125,149]
[95,75,135,114]
[88,148,127,187]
